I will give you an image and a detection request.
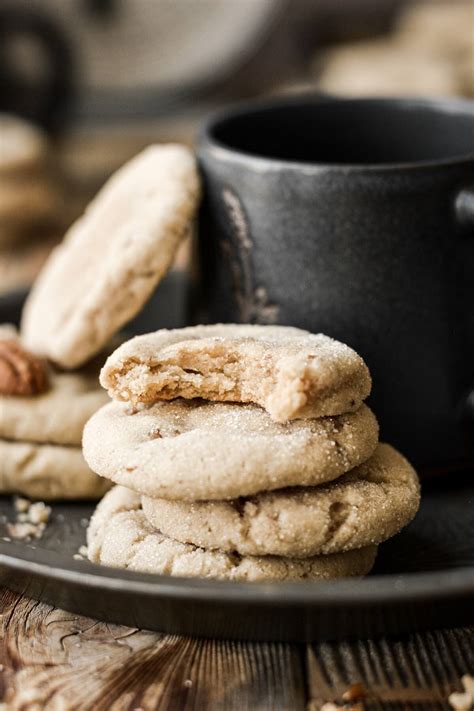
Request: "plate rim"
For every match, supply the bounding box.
[2,541,473,607]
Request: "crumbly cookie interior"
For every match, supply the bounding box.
[105,337,369,422]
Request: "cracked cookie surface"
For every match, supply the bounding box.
[87,486,377,581]
[0,439,110,500]
[100,324,371,422]
[142,444,419,557]
[83,399,378,501]
[21,145,201,368]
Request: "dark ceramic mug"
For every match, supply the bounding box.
[197,96,474,468]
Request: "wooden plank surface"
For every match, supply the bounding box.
[0,587,306,710]
[306,630,474,710]
[0,587,473,710]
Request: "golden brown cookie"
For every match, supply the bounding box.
[87,486,377,581]
[100,324,371,422]
[142,444,419,557]
[0,439,110,500]
[0,368,108,446]
[83,400,378,500]
[22,145,201,368]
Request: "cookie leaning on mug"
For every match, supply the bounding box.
[1,143,202,500]
[21,145,201,369]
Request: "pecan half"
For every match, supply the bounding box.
[0,339,49,396]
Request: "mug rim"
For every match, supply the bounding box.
[198,94,474,172]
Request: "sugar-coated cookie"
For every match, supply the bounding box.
[83,400,378,500]
[142,444,419,557]
[87,486,377,581]
[0,369,108,446]
[101,324,371,422]
[0,439,110,500]
[22,145,201,368]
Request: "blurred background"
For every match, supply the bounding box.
[0,0,472,300]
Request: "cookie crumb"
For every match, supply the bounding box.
[343,682,365,703]
[461,676,474,698]
[449,674,474,711]
[14,496,30,513]
[316,684,366,711]
[6,521,45,540]
[28,502,51,525]
[148,426,162,439]
[74,545,89,561]
[448,692,473,711]
[6,498,51,540]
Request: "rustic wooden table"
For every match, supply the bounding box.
[1,586,472,710]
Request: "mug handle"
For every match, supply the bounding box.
[455,185,474,424]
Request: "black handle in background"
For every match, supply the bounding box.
[0,4,75,134]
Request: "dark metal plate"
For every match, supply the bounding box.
[0,473,473,643]
[0,288,473,642]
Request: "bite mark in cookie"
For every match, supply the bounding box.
[100,324,371,422]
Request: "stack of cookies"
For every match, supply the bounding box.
[83,324,420,582]
[0,144,200,502]
[0,138,419,576]
[0,326,110,500]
